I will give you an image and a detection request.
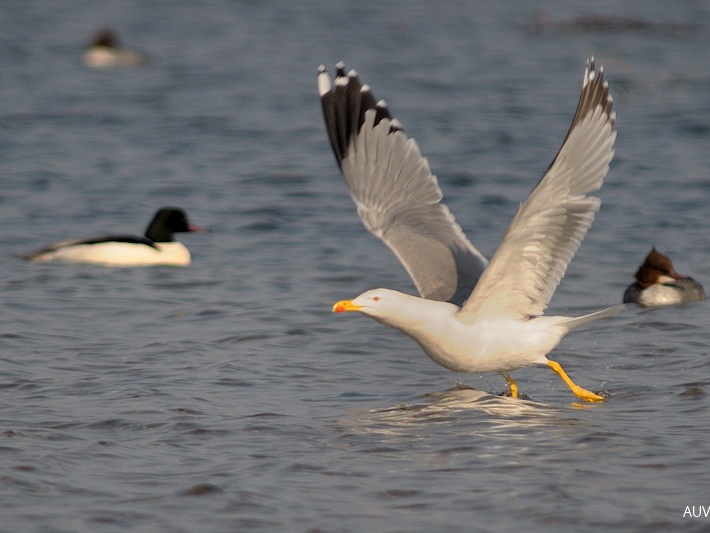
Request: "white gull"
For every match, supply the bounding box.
[319,58,618,402]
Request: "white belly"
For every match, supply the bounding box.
[36,241,191,267]
[410,316,567,374]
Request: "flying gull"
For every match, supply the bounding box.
[319,58,617,402]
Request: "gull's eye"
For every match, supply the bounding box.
[372,296,381,302]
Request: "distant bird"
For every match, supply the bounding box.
[320,58,618,402]
[83,28,149,68]
[18,208,207,267]
[523,10,700,36]
[623,247,705,306]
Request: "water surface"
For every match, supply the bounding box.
[1,1,710,531]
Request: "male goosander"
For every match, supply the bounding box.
[18,208,207,267]
[319,58,618,402]
[623,247,705,306]
[83,28,150,68]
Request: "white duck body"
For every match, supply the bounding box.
[83,28,149,68]
[30,240,190,267]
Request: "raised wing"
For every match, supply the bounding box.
[318,63,487,305]
[461,57,616,320]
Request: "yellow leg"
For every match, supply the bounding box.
[547,360,605,402]
[501,373,518,398]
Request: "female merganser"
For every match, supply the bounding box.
[18,208,207,267]
[83,28,150,68]
[623,247,705,306]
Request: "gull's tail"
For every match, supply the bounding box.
[563,304,624,331]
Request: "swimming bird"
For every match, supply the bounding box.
[18,207,207,267]
[319,58,618,402]
[83,28,150,68]
[623,247,705,306]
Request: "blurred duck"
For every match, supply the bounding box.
[83,28,150,68]
[623,247,705,306]
[18,208,207,267]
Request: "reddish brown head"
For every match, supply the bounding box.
[635,247,685,288]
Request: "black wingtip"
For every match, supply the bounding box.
[335,61,346,77]
[574,56,615,129]
[319,63,398,168]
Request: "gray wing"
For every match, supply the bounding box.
[318,63,487,305]
[460,57,616,320]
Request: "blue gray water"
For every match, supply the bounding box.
[2,1,710,531]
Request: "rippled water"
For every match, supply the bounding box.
[2,1,710,531]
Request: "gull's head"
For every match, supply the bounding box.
[333,288,457,331]
[332,288,407,321]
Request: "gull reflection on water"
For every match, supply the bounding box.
[343,384,587,439]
